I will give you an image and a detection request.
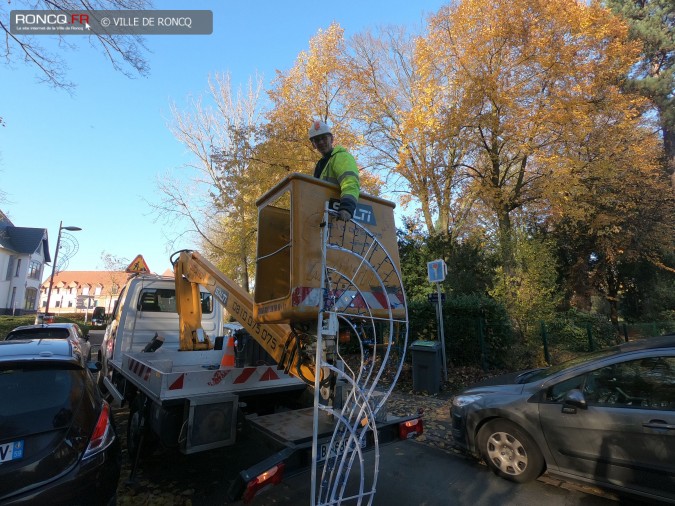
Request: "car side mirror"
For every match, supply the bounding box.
[562,388,587,412]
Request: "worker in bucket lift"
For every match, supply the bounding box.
[309,120,360,221]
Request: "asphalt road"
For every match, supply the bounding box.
[236,439,618,506]
[113,426,619,506]
[89,328,105,342]
[89,328,104,359]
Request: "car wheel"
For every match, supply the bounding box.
[477,419,544,483]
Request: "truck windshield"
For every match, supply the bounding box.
[138,288,213,314]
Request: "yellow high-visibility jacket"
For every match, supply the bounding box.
[313,145,360,216]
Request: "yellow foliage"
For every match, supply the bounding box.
[413,0,652,263]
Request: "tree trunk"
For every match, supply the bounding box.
[241,255,250,293]
[497,210,515,276]
[663,124,675,191]
[606,264,620,328]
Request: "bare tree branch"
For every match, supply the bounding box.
[1,0,151,90]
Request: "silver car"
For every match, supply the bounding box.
[450,335,675,504]
[5,323,92,361]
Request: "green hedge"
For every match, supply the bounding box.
[543,310,620,353]
[407,294,514,369]
[0,314,95,340]
[0,316,36,339]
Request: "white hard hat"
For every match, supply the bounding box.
[309,120,332,139]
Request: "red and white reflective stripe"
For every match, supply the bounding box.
[128,358,151,381]
[169,373,185,390]
[208,366,281,387]
[259,368,280,381]
[291,287,403,310]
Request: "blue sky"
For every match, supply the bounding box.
[1,0,444,277]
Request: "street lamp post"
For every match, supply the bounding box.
[44,221,82,315]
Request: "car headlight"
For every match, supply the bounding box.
[452,394,483,407]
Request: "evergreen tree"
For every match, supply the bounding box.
[604,0,675,184]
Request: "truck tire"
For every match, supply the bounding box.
[476,419,545,483]
[127,394,158,460]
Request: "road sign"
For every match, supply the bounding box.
[427,259,447,283]
[126,254,151,274]
[427,292,446,304]
[76,295,95,310]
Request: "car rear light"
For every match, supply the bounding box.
[242,462,285,504]
[399,418,423,439]
[83,401,115,459]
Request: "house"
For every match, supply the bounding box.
[39,270,131,315]
[0,211,50,315]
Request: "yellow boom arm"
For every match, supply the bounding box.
[173,250,316,384]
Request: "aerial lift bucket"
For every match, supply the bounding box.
[254,173,403,324]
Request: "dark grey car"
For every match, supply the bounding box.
[0,338,121,505]
[450,335,675,504]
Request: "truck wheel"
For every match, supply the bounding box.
[476,419,544,483]
[127,395,157,460]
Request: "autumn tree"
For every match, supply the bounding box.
[157,73,269,291]
[419,0,647,276]
[343,26,474,236]
[267,23,354,167]
[603,0,675,186]
[549,105,675,325]
[265,23,383,194]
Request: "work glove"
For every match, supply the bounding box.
[337,209,352,221]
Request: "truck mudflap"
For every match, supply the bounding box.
[226,408,424,503]
[102,375,125,407]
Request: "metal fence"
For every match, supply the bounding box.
[410,314,514,371]
[539,320,675,364]
[411,313,675,372]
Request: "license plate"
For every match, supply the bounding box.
[0,440,24,463]
[318,437,365,461]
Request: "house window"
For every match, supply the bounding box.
[14,259,22,277]
[82,286,90,295]
[24,288,37,310]
[5,256,15,281]
[68,301,73,308]
[27,260,41,280]
[95,286,102,296]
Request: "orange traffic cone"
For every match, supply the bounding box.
[220,336,235,368]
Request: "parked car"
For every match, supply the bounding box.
[92,307,106,326]
[0,338,121,505]
[451,335,675,504]
[5,323,92,361]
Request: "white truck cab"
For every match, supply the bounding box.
[99,274,222,399]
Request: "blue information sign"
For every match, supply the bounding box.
[427,259,447,283]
